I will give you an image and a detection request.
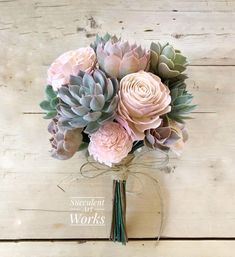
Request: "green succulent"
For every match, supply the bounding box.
[57,69,119,134]
[90,33,118,51]
[150,42,188,79]
[165,79,187,90]
[166,80,196,123]
[40,85,59,119]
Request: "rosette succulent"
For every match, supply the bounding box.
[166,80,196,123]
[150,42,188,79]
[48,118,82,160]
[90,33,118,51]
[145,117,180,150]
[56,69,119,134]
[145,118,188,155]
[97,39,150,79]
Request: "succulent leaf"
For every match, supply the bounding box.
[50,97,59,108]
[69,117,88,128]
[40,85,59,120]
[43,111,57,119]
[103,96,118,113]
[70,75,83,86]
[40,100,54,111]
[93,83,103,95]
[90,33,118,51]
[105,79,114,100]
[98,112,116,125]
[93,69,106,88]
[45,85,57,100]
[90,95,105,111]
[83,73,96,90]
[166,80,196,123]
[56,69,119,133]
[57,104,77,118]
[71,106,90,116]
[80,95,92,108]
[84,121,99,134]
[83,111,102,121]
[150,42,188,80]
[69,85,81,100]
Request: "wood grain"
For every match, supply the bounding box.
[0,1,234,66]
[0,241,234,257]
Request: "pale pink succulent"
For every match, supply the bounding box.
[145,118,188,155]
[169,121,188,155]
[117,71,171,140]
[47,47,97,91]
[88,122,133,167]
[96,39,150,79]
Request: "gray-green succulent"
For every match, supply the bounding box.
[40,85,59,119]
[166,80,196,123]
[57,69,119,134]
[150,42,188,79]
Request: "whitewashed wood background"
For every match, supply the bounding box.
[0,0,235,256]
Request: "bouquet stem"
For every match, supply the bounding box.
[110,179,128,244]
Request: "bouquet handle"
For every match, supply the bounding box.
[110,179,128,244]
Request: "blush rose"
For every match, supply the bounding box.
[117,71,171,140]
[47,47,96,91]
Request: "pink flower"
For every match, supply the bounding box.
[47,47,97,91]
[117,71,171,140]
[88,122,133,167]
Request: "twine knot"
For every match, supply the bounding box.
[111,165,129,181]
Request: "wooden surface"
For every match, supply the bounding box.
[0,0,235,255]
[0,241,234,257]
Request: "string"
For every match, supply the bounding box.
[57,147,169,243]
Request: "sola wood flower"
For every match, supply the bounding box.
[88,122,133,167]
[97,39,150,79]
[48,118,82,160]
[117,71,171,140]
[48,47,97,91]
[145,118,188,155]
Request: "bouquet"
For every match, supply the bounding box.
[40,33,196,244]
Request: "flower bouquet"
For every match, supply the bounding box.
[40,33,196,244]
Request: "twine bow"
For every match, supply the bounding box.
[58,147,170,243]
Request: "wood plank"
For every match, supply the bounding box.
[1,0,235,12]
[0,241,234,257]
[0,1,235,65]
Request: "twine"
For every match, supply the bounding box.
[58,147,169,244]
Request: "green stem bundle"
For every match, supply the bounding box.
[110,180,128,244]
